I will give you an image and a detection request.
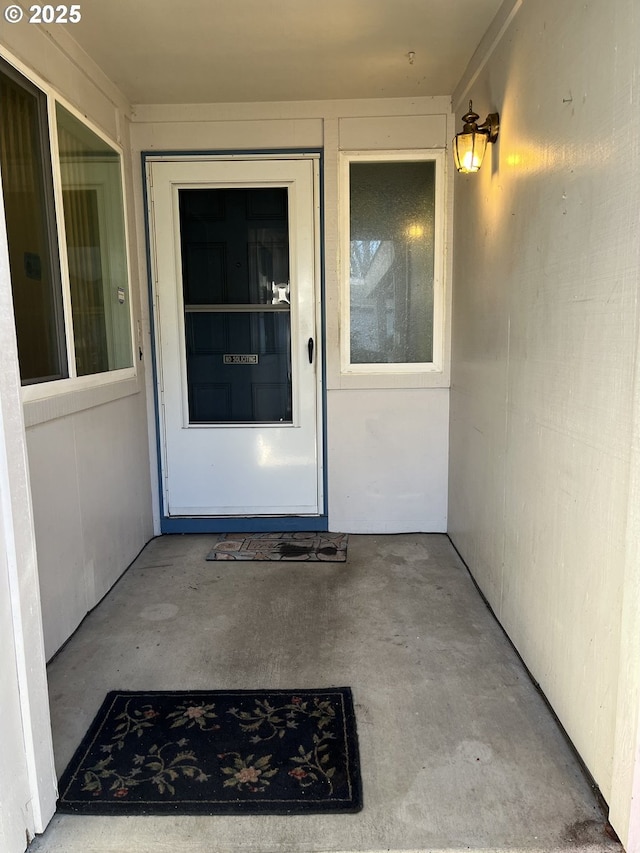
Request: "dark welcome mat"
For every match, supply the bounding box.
[206,532,348,562]
[57,688,362,815]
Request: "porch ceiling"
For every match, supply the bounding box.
[67,0,502,105]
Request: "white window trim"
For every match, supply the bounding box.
[339,149,446,381]
[0,47,138,412]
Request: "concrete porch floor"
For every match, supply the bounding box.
[33,534,620,853]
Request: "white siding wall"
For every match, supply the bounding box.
[130,97,453,533]
[0,141,56,849]
[448,0,640,845]
[0,27,154,659]
[0,539,34,850]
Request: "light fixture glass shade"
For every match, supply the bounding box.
[453,130,488,173]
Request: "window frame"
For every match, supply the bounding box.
[0,57,68,385]
[54,102,135,378]
[339,149,446,378]
[0,51,137,406]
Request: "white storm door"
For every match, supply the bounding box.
[149,157,321,517]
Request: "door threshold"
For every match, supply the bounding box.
[160,516,329,534]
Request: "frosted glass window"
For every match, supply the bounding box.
[349,160,435,364]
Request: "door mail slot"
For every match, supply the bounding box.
[223,354,259,365]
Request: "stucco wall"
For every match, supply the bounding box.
[0,27,154,659]
[448,0,640,843]
[130,97,453,533]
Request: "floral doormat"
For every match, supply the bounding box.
[56,688,362,815]
[206,532,348,562]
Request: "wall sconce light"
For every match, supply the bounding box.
[453,100,500,173]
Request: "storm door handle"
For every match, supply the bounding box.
[308,337,314,364]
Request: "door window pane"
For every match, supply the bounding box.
[0,63,66,383]
[185,312,292,423]
[179,188,292,424]
[349,160,435,364]
[179,188,289,305]
[56,104,133,376]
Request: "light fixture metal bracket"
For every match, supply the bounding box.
[479,112,500,144]
[460,101,500,143]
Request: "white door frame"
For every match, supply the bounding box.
[145,152,326,530]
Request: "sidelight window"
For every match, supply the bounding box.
[340,150,445,376]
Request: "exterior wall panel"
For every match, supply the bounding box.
[130,96,453,533]
[448,0,640,843]
[0,28,154,659]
